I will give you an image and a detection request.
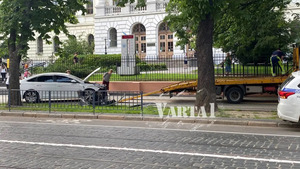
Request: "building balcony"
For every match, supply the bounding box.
[102,0,169,16]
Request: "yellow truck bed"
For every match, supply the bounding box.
[161,76,288,93]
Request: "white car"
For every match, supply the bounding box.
[20,68,106,103]
[277,71,300,122]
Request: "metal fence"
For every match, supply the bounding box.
[0,89,143,115]
[18,54,293,82]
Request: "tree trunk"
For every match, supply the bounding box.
[8,28,22,106]
[195,11,217,113]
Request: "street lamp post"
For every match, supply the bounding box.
[104,38,107,55]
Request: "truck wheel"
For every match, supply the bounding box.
[226,87,243,104]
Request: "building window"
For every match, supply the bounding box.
[53,36,59,53]
[132,24,146,58]
[37,37,43,54]
[133,24,146,33]
[158,22,173,58]
[159,22,170,31]
[87,0,93,14]
[168,42,173,52]
[109,28,117,47]
[88,34,94,49]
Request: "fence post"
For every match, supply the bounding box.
[8,88,11,112]
[140,91,143,118]
[222,63,225,77]
[93,91,95,115]
[232,62,235,77]
[48,91,51,113]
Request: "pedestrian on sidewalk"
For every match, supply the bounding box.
[1,63,7,82]
[23,69,31,79]
[5,73,9,89]
[102,69,113,90]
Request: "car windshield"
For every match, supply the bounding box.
[67,74,84,82]
[279,75,295,90]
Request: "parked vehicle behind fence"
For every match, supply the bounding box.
[19,68,109,104]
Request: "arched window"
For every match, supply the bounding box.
[87,0,93,14]
[88,34,94,50]
[53,36,59,53]
[37,37,43,54]
[132,24,146,58]
[109,28,117,47]
[158,22,173,58]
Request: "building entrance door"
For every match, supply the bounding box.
[133,24,146,59]
[158,22,173,58]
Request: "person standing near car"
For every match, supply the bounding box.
[102,69,113,90]
[1,63,7,82]
[270,48,285,76]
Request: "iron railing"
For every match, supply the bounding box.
[17,55,293,82]
[0,89,143,115]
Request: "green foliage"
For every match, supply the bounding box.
[164,0,299,64]
[40,54,121,78]
[81,54,121,70]
[0,0,89,93]
[289,19,300,45]
[58,36,94,58]
[0,0,89,56]
[214,0,294,64]
[0,41,8,59]
[37,54,167,78]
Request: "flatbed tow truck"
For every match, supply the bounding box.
[121,47,300,103]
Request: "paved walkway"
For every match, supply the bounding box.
[0,110,299,128]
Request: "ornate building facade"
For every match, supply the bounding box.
[26,0,299,59]
[27,0,195,59]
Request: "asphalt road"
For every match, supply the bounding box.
[144,94,278,112]
[0,117,300,168]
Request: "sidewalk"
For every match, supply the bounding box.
[1,110,299,128]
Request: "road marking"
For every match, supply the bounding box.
[0,139,299,164]
[0,120,300,138]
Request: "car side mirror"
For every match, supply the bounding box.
[71,80,77,83]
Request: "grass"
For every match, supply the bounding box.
[0,103,280,120]
[0,103,141,114]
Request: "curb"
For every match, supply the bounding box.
[0,111,299,128]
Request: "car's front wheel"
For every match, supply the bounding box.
[24,90,39,103]
[83,89,96,104]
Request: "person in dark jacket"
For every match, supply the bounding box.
[270,49,285,76]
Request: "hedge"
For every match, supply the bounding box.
[32,54,167,78]
[137,62,167,71]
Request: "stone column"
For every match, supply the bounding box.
[95,0,105,17]
[147,0,157,12]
